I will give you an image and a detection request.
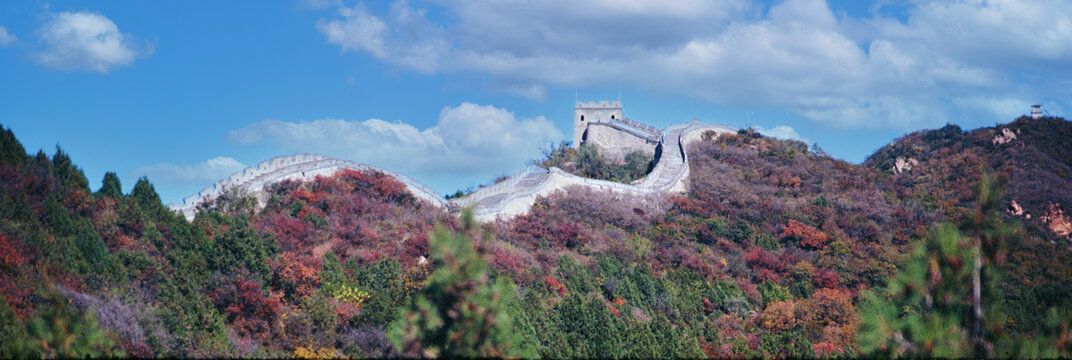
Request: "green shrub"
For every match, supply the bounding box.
[534,143,654,183]
[388,211,534,358]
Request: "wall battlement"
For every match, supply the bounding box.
[168,154,446,220]
[167,102,738,223]
[573,100,666,162]
[575,100,622,109]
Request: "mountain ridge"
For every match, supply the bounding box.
[0,116,1069,357]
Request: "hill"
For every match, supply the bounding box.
[864,116,1072,342]
[0,118,1069,358]
[866,117,1072,243]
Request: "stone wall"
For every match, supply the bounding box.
[583,123,658,162]
[573,100,663,162]
[167,154,446,220]
[457,121,737,222]
[168,121,738,224]
[574,100,623,147]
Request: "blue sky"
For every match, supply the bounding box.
[1,0,1070,204]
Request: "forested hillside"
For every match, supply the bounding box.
[0,118,1069,358]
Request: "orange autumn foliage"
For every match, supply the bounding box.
[783,220,830,250]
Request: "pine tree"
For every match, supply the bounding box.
[51,146,89,192]
[857,174,1018,357]
[387,210,535,358]
[857,224,972,357]
[24,295,123,358]
[0,125,29,166]
[97,172,123,198]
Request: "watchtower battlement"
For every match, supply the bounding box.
[574,100,623,147]
[572,100,665,162]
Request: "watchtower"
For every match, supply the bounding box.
[574,100,623,147]
[1031,104,1043,119]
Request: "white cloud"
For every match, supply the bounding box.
[499,83,548,102]
[33,11,144,73]
[873,0,1072,67]
[227,102,563,178]
[0,26,16,46]
[315,0,1072,129]
[755,125,809,143]
[131,157,246,185]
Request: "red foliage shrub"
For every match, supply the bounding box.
[710,239,730,253]
[357,248,385,264]
[756,268,781,283]
[743,247,785,273]
[403,232,429,260]
[813,268,840,289]
[670,195,704,216]
[812,342,840,357]
[489,248,527,280]
[697,337,720,358]
[63,189,93,216]
[0,234,27,268]
[796,288,857,351]
[270,252,320,300]
[209,272,282,339]
[543,276,567,297]
[508,211,589,249]
[551,222,586,248]
[782,220,830,250]
[737,278,759,302]
[289,188,326,206]
[702,297,716,313]
[332,169,412,203]
[797,288,855,328]
[260,212,318,252]
[760,300,797,332]
[714,314,743,339]
[0,234,34,318]
[680,252,714,278]
[509,212,550,244]
[606,302,620,317]
[770,173,802,188]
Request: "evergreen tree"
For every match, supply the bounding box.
[132,177,160,207]
[857,174,1024,357]
[353,259,405,325]
[388,210,535,358]
[857,224,973,357]
[0,125,28,166]
[24,295,123,358]
[321,251,345,291]
[131,176,171,220]
[97,172,123,198]
[51,146,90,192]
[0,298,35,358]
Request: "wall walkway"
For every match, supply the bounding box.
[167,122,736,221]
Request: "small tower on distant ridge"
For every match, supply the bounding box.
[574,100,623,147]
[1031,104,1043,119]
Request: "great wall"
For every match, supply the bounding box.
[168,101,736,222]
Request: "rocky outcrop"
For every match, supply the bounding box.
[892,157,919,175]
[1041,203,1072,240]
[1009,200,1029,219]
[992,127,1018,145]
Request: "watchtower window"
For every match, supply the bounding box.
[611,115,615,120]
[580,115,584,121]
